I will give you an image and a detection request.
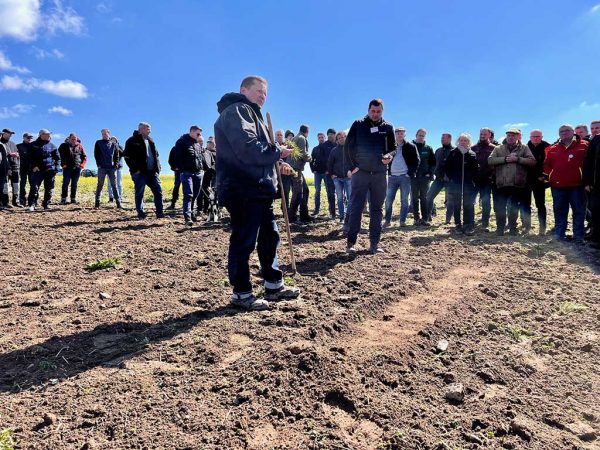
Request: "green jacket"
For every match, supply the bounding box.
[488,143,535,188]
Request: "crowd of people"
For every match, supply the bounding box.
[1,75,599,310]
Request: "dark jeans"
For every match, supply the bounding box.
[198,170,214,213]
[289,173,310,221]
[551,186,585,241]
[314,172,336,216]
[61,167,81,200]
[385,174,411,224]
[475,182,493,226]
[448,183,476,228]
[588,190,600,241]
[281,174,292,212]
[95,167,119,202]
[426,178,453,223]
[28,170,56,207]
[171,170,181,204]
[19,168,30,204]
[132,171,163,215]
[347,170,386,246]
[411,177,431,221]
[494,186,526,232]
[181,171,202,218]
[521,184,547,230]
[226,198,283,294]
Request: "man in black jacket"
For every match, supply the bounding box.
[344,98,396,253]
[124,122,164,219]
[17,132,34,206]
[94,129,122,208]
[523,130,550,235]
[327,131,353,230]
[584,120,600,243]
[27,129,60,211]
[58,133,87,204]
[383,127,419,228]
[215,75,299,311]
[471,128,496,231]
[0,128,19,208]
[426,133,454,224]
[311,129,337,218]
[174,125,203,225]
[411,128,436,225]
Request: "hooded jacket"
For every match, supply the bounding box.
[30,137,60,173]
[214,92,282,204]
[344,116,396,173]
[488,142,536,188]
[543,136,588,188]
[94,139,121,170]
[124,130,161,175]
[59,140,87,170]
[174,133,203,173]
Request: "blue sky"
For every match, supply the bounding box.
[1,0,599,171]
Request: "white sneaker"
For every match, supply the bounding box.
[28,205,35,212]
[230,293,269,311]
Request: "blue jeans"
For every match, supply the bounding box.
[333,177,352,219]
[226,198,283,294]
[95,167,119,202]
[314,172,336,216]
[475,183,493,226]
[132,171,163,216]
[107,168,123,200]
[61,167,81,200]
[181,171,202,218]
[426,178,453,222]
[551,186,585,241]
[347,170,387,246]
[385,174,411,224]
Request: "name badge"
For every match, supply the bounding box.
[370,127,379,133]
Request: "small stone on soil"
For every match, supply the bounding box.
[444,383,465,403]
[98,292,111,300]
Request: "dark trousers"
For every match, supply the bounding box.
[521,184,547,230]
[494,186,526,232]
[426,178,453,223]
[198,170,214,213]
[0,175,6,206]
[281,174,292,213]
[132,171,163,215]
[448,183,476,228]
[588,190,600,241]
[226,198,283,294]
[28,170,56,207]
[289,172,310,221]
[171,170,181,204]
[61,167,81,200]
[314,172,336,216]
[411,177,431,221]
[347,170,386,246]
[551,186,585,241]
[475,183,493,226]
[19,168,30,204]
[181,171,202,218]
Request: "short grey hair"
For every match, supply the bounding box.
[138,121,151,130]
[456,132,472,147]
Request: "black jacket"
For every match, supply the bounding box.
[94,139,120,170]
[0,144,7,177]
[1,139,19,172]
[413,141,436,178]
[387,141,420,177]
[526,140,550,186]
[124,130,160,174]
[433,144,453,179]
[327,144,353,178]
[30,138,60,173]
[471,141,496,185]
[174,134,203,173]
[17,142,32,171]
[59,141,87,169]
[444,148,479,190]
[344,116,396,173]
[311,140,335,174]
[583,135,600,188]
[214,92,281,204]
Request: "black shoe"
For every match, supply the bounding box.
[508,229,518,236]
[70,199,78,205]
[94,200,100,209]
[191,213,198,222]
[108,198,114,203]
[165,204,176,210]
[156,212,165,219]
[137,211,147,220]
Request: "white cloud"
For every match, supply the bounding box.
[0,0,84,41]
[52,133,64,140]
[0,0,41,42]
[0,75,88,98]
[48,105,72,116]
[32,47,65,60]
[0,103,35,119]
[47,0,85,36]
[0,51,30,74]
[96,2,111,13]
[579,101,600,109]
[590,4,600,14]
[503,122,530,129]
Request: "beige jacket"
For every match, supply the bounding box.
[488,143,535,188]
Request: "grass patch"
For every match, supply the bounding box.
[85,258,121,272]
[557,301,587,315]
[0,429,14,450]
[504,325,535,342]
[284,276,296,286]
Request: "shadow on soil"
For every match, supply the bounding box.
[0,306,245,393]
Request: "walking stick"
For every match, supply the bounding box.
[266,112,297,274]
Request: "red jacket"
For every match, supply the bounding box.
[543,137,588,188]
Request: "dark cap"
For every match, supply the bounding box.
[2,128,15,134]
[23,132,34,138]
[327,128,336,135]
